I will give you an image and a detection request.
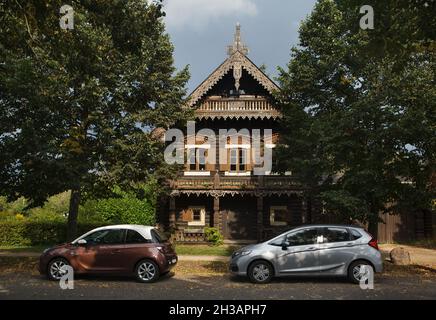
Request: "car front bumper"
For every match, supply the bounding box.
[229,256,251,276]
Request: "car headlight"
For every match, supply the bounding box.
[43,248,52,254]
[232,250,252,258]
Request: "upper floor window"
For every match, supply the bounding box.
[230,148,247,172]
[187,148,208,171]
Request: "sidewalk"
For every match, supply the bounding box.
[379,244,436,268]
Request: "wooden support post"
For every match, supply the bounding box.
[169,196,176,229]
[301,196,307,225]
[213,197,220,231]
[415,210,425,240]
[257,196,264,242]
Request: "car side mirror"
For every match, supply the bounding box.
[77,239,87,246]
[281,240,289,250]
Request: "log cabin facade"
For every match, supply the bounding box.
[159,24,313,243]
[158,25,435,244]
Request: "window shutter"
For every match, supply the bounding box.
[182,209,194,222]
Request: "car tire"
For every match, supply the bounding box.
[248,260,273,284]
[348,260,373,284]
[47,257,71,281]
[135,259,160,283]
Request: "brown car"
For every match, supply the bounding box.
[39,225,177,283]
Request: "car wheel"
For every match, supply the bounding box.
[47,257,71,281]
[135,260,160,283]
[348,260,373,284]
[248,261,273,284]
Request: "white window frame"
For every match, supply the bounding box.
[270,206,289,226]
[186,148,209,172]
[187,206,206,226]
[184,171,211,176]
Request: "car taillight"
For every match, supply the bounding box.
[368,238,379,250]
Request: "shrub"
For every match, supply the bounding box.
[0,211,16,221]
[204,227,224,246]
[0,221,103,246]
[80,183,157,225]
[0,196,28,216]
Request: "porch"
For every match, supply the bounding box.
[167,189,308,243]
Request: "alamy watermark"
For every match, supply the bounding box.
[60,5,74,30]
[360,5,374,30]
[359,265,374,290]
[164,122,273,175]
[59,265,74,290]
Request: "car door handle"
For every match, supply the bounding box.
[307,247,316,250]
[111,250,121,254]
[346,243,354,246]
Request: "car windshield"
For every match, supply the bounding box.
[268,227,297,245]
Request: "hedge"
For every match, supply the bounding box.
[0,221,104,246]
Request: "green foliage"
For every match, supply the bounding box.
[81,195,155,225]
[204,227,224,246]
[0,0,190,238]
[277,0,435,232]
[0,196,28,214]
[80,180,158,225]
[0,221,102,246]
[319,190,369,223]
[27,191,70,222]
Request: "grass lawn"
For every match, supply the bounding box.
[174,244,241,256]
[0,244,240,257]
[0,245,50,253]
[397,239,436,250]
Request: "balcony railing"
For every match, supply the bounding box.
[171,174,298,190]
[195,96,281,119]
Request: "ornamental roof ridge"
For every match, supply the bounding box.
[186,24,280,108]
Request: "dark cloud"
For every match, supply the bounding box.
[164,0,317,93]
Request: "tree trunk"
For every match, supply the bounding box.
[67,187,81,241]
[368,220,378,239]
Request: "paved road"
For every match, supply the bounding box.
[0,272,435,300]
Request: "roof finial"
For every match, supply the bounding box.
[227,23,249,56]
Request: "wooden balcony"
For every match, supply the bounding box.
[170,174,299,191]
[195,96,281,120]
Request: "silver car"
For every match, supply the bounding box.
[230,225,383,284]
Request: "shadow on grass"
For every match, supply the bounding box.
[0,245,50,254]
[174,244,242,257]
[383,261,436,274]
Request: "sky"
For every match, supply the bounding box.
[163,0,318,93]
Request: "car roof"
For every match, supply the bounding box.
[72,224,156,243]
[296,224,365,229]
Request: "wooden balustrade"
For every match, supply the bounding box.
[171,174,297,190]
[195,97,281,119]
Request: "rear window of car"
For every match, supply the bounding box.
[350,229,363,240]
[125,229,149,244]
[151,229,168,243]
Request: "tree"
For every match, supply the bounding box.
[0,0,190,239]
[277,0,435,235]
